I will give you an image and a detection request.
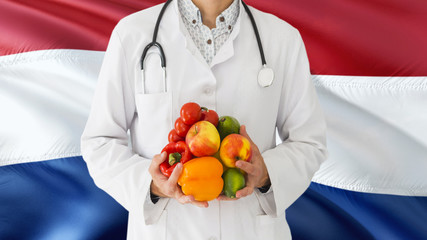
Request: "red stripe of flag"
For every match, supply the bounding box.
[249,0,427,76]
[1,0,426,76]
[0,0,156,55]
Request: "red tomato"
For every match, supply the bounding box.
[200,108,219,127]
[174,117,191,137]
[180,102,202,125]
[168,129,184,142]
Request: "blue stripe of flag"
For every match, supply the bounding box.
[1,157,427,239]
[0,157,128,240]
[287,182,427,240]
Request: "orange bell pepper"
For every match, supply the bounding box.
[178,157,223,201]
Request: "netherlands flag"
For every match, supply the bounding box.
[1,0,426,239]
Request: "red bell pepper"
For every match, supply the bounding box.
[159,141,192,177]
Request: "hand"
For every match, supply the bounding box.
[217,125,270,201]
[149,152,208,208]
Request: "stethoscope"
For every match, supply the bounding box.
[140,0,274,94]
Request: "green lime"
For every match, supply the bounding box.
[217,116,240,140]
[222,168,246,198]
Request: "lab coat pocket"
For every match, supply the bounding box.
[134,92,172,157]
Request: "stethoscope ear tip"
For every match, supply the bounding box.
[258,66,274,88]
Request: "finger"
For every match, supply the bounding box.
[149,152,167,172]
[156,164,181,197]
[236,186,254,198]
[239,125,255,145]
[176,192,193,204]
[149,152,168,178]
[153,152,167,165]
[191,200,209,208]
[239,126,261,159]
[168,162,183,184]
[177,194,208,208]
[217,195,239,201]
[235,160,256,175]
[185,195,209,208]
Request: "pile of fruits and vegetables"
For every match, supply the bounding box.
[160,102,252,201]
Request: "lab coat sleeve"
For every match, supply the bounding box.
[256,30,328,217]
[80,27,168,225]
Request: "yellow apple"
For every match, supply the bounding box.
[186,121,220,157]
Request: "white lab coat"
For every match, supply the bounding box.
[81,1,327,239]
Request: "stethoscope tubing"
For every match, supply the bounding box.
[140,0,273,92]
[140,0,172,70]
[241,1,266,66]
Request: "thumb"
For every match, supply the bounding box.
[168,162,183,185]
[153,152,167,166]
[149,152,168,177]
[240,125,254,145]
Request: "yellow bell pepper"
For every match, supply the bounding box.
[178,157,223,201]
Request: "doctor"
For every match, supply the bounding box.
[81,0,327,239]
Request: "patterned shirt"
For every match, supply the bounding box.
[178,0,239,65]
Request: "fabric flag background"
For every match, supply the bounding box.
[1,0,426,239]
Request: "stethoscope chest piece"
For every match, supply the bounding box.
[258,65,274,88]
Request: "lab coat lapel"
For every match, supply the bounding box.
[210,0,244,68]
[171,0,244,69]
[181,24,211,69]
[172,0,211,69]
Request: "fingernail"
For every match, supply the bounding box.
[235,161,241,167]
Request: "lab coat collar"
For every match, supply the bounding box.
[210,0,244,68]
[177,0,201,26]
[172,0,244,69]
[178,0,239,33]
[173,0,209,68]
